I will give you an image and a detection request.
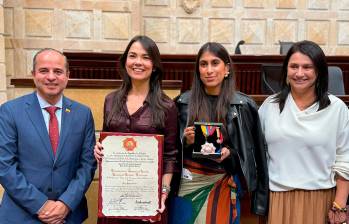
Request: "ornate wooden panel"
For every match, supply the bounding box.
[64,52,349,95]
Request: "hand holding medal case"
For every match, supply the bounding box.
[193,122,223,159]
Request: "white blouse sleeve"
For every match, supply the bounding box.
[333,107,349,181]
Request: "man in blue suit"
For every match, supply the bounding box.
[0,48,96,223]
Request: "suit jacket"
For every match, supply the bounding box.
[0,92,97,223]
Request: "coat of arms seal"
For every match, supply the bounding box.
[123,137,137,151]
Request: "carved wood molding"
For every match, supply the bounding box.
[182,0,200,14]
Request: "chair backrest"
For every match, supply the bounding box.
[279,41,294,55]
[261,64,345,95]
[328,66,345,95]
[261,64,283,94]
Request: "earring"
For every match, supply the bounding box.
[224,72,229,78]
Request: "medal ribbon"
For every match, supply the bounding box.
[216,128,223,143]
[201,125,208,137]
[207,125,216,135]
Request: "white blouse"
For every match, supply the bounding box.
[258,93,349,191]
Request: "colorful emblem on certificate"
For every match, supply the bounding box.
[122,137,137,151]
[98,132,163,220]
[193,122,223,159]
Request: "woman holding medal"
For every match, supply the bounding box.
[93,35,179,224]
[258,40,349,224]
[170,42,268,224]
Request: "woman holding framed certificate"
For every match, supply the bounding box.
[170,42,268,224]
[94,35,178,224]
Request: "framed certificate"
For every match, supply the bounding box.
[193,122,223,159]
[97,132,163,220]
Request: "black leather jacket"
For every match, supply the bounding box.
[175,91,269,216]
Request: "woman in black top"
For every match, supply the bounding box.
[170,42,268,224]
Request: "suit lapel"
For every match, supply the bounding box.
[55,96,73,162]
[25,92,55,161]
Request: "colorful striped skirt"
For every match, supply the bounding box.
[169,160,241,224]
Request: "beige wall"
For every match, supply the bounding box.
[3,0,349,100]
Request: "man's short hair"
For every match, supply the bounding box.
[32,48,69,72]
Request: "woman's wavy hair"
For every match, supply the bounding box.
[274,40,330,112]
[188,42,235,126]
[106,35,170,129]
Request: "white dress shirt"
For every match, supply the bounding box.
[36,93,62,134]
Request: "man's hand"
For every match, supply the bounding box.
[38,200,57,219]
[38,200,70,224]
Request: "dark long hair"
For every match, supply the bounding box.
[106,35,170,129]
[274,40,330,112]
[188,42,235,126]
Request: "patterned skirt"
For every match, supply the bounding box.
[169,160,241,224]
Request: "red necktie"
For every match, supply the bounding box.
[45,106,59,155]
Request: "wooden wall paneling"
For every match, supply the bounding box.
[233,63,263,94]
[162,62,194,92]
[63,53,349,95]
